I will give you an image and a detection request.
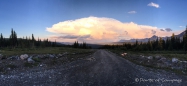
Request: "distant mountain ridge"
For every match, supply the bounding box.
[119,31,185,43]
[59,42,103,49]
[58,31,186,47]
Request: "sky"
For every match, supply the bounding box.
[0,0,187,43]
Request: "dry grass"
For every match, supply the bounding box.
[0,47,94,56]
[109,49,187,75]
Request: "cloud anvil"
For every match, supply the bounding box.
[47,17,179,43]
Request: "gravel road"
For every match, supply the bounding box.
[0,50,186,86]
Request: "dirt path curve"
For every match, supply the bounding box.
[0,50,187,86]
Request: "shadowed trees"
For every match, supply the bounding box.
[9,29,18,48]
[0,33,4,47]
[184,26,187,53]
[73,41,89,49]
[0,29,56,48]
[102,26,187,53]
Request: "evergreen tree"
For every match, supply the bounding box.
[31,34,35,48]
[148,39,153,51]
[51,39,55,47]
[21,36,25,48]
[3,38,6,47]
[165,37,170,50]
[73,41,76,48]
[9,28,14,47]
[184,26,187,53]
[39,39,42,47]
[155,37,159,50]
[0,33,3,47]
[13,31,18,47]
[9,28,18,47]
[79,43,83,48]
[158,37,163,50]
[41,39,45,48]
[31,34,35,42]
[82,42,87,49]
[135,40,138,47]
[171,33,175,50]
[25,36,28,47]
[36,37,40,47]
[162,39,166,50]
[175,37,180,50]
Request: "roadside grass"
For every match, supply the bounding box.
[0,64,18,74]
[108,49,187,75]
[134,51,187,61]
[0,47,96,74]
[32,58,42,62]
[24,62,39,68]
[0,47,94,56]
[109,49,187,61]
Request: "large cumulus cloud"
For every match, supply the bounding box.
[46,16,179,43]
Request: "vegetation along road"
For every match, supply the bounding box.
[0,50,187,86]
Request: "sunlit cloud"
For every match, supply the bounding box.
[128,11,137,14]
[46,16,181,43]
[148,2,160,8]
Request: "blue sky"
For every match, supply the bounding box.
[0,0,187,42]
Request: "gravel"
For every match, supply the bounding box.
[0,50,186,86]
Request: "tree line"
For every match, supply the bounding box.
[0,29,57,48]
[73,41,91,49]
[102,26,187,53]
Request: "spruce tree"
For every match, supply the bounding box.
[184,26,187,53]
[13,31,18,47]
[9,29,14,47]
[55,40,57,47]
[73,41,76,48]
[148,39,153,51]
[0,33,3,47]
[162,39,166,50]
[76,41,79,48]
[31,34,35,47]
[171,33,175,50]
[165,37,170,50]
[135,40,138,47]
[158,37,163,50]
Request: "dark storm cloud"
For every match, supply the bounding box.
[79,35,91,38]
[124,31,128,35]
[160,29,165,31]
[151,30,156,34]
[165,28,172,32]
[57,35,90,39]
[59,35,78,39]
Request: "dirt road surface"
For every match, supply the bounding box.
[0,50,186,86]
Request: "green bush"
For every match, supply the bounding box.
[32,57,41,62]
[24,62,38,68]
